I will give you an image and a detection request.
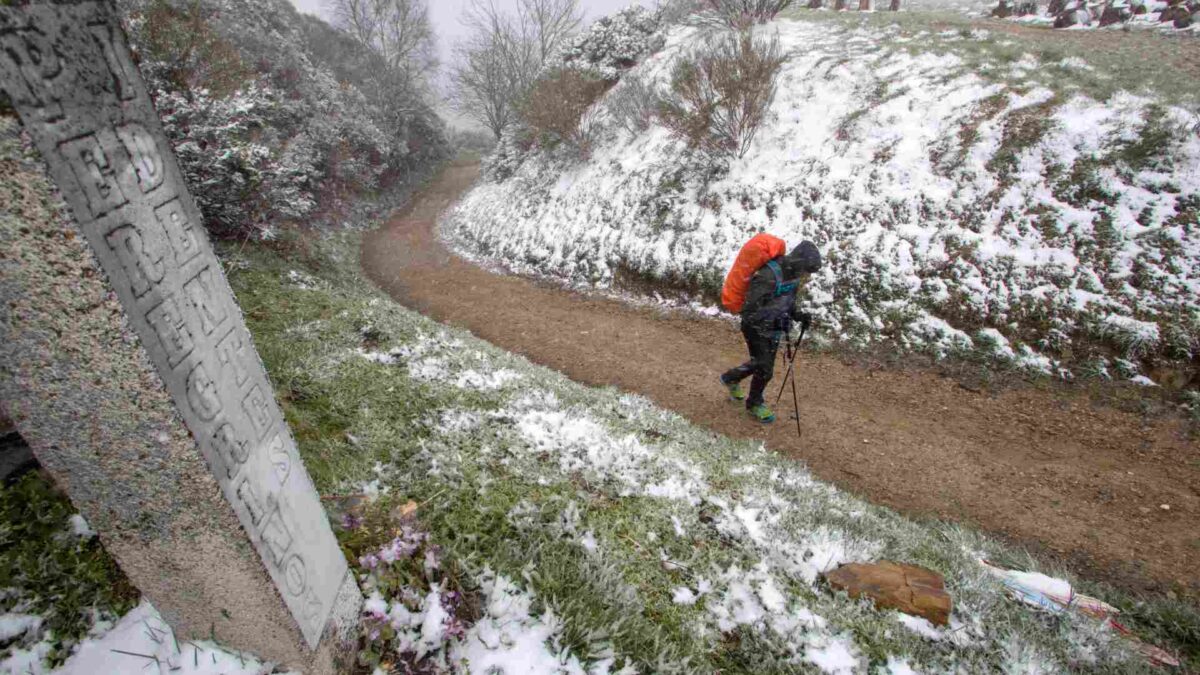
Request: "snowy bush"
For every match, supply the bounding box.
[658,31,786,158]
[153,84,321,237]
[1097,315,1161,359]
[553,6,664,81]
[120,0,448,239]
[482,125,535,181]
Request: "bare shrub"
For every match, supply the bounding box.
[141,0,251,97]
[701,0,795,28]
[606,74,663,136]
[522,68,613,154]
[657,31,785,158]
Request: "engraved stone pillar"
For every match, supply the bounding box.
[0,3,361,672]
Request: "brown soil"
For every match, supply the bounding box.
[362,161,1200,599]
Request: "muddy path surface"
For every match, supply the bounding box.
[362,161,1200,599]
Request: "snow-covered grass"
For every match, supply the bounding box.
[221,230,1197,671]
[51,601,288,675]
[442,16,1200,390]
[790,11,1200,106]
[0,474,137,672]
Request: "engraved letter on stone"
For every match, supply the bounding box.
[184,267,228,336]
[185,362,222,422]
[116,123,164,193]
[60,134,127,218]
[155,198,200,266]
[105,222,166,298]
[145,293,195,368]
[212,423,250,480]
[87,22,137,101]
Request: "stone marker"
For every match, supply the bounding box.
[0,2,361,671]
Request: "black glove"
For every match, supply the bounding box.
[792,311,812,332]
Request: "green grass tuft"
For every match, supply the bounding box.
[0,472,138,667]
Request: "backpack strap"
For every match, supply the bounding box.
[766,259,799,297]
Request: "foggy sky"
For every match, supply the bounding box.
[287,0,650,129]
[288,0,652,61]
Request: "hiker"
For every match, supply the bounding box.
[719,238,822,423]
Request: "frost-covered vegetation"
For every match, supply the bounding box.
[218,231,1196,672]
[552,6,666,80]
[445,16,1200,391]
[0,474,137,671]
[119,0,449,239]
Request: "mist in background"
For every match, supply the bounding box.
[288,0,652,78]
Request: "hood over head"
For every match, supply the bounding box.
[784,240,822,276]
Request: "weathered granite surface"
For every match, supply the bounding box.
[0,2,360,670]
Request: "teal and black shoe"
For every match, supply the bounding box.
[720,375,746,401]
[748,404,776,423]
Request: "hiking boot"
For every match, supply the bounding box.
[720,375,746,401]
[748,404,776,423]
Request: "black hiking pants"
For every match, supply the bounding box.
[721,319,781,408]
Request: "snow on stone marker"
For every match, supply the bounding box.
[0,2,360,671]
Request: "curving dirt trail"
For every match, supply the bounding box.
[362,161,1200,598]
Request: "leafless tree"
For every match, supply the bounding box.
[700,0,795,27]
[450,33,522,139]
[328,0,437,91]
[519,0,583,63]
[450,0,583,139]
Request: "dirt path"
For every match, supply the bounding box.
[362,161,1200,599]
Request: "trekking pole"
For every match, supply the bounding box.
[773,326,807,407]
[788,343,803,439]
[772,327,806,438]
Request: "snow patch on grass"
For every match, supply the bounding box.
[50,601,286,675]
[66,516,94,540]
[451,570,600,674]
[805,635,862,674]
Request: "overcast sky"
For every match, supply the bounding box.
[288,0,651,64]
[287,0,650,129]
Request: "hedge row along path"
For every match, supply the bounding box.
[361,160,1200,599]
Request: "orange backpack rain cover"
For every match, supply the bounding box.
[721,234,787,313]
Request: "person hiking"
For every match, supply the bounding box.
[719,239,822,423]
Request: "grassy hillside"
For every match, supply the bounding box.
[443,14,1199,395]
[219,230,1196,673]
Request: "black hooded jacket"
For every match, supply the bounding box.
[740,241,822,324]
